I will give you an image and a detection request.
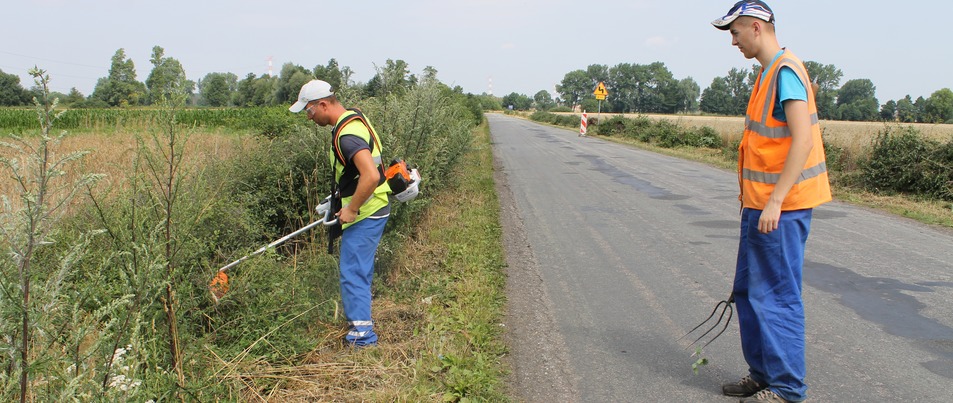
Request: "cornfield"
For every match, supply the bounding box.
[0,107,293,133]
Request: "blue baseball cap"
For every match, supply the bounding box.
[712,0,775,30]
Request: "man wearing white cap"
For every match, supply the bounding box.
[290,79,391,347]
[712,1,831,402]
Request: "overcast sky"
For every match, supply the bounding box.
[2,0,949,104]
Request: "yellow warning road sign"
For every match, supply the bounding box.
[594,82,608,100]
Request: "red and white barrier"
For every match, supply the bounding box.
[579,111,588,137]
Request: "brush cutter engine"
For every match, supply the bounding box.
[385,159,421,203]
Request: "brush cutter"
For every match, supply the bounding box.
[679,294,735,352]
[208,196,339,303]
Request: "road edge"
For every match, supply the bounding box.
[492,123,578,402]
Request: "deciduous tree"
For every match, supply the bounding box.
[880,100,897,121]
[533,90,555,111]
[558,70,591,110]
[804,61,842,120]
[501,92,532,111]
[197,72,237,107]
[914,96,927,122]
[91,48,146,107]
[836,79,879,121]
[0,69,31,106]
[675,77,701,113]
[701,67,751,116]
[146,46,194,104]
[276,63,310,104]
[924,88,953,123]
[700,77,734,115]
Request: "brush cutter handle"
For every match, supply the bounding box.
[320,207,339,226]
[316,195,339,226]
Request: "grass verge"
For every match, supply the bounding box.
[248,121,509,401]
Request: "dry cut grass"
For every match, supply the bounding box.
[218,299,428,402]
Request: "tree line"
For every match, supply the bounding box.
[502,62,953,124]
[0,46,501,111]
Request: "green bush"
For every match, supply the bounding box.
[860,126,953,200]
[595,116,627,136]
[722,138,741,162]
[529,111,581,129]
[226,126,327,237]
[651,120,683,147]
[690,126,722,148]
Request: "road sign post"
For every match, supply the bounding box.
[593,82,608,120]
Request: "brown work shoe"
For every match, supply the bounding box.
[722,375,767,397]
[740,388,792,403]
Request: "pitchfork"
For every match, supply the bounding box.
[679,294,735,351]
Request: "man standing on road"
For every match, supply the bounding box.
[711,2,832,402]
[290,79,391,347]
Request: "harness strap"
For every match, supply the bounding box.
[331,109,386,198]
[332,108,384,169]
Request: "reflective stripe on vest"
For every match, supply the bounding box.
[739,50,832,210]
[745,113,819,139]
[742,161,828,184]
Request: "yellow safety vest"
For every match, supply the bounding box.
[331,109,390,229]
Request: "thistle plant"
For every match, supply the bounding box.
[0,68,104,401]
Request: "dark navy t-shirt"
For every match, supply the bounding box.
[338,134,390,217]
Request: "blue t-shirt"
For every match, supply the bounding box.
[760,50,808,122]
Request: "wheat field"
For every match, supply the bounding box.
[581,112,953,157]
[643,113,950,147]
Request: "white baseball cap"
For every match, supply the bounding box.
[289,79,334,113]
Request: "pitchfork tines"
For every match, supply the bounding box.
[678,295,735,352]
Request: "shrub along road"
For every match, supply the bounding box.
[488,113,953,402]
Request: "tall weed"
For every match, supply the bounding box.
[0,69,136,401]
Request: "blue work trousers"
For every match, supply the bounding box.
[340,215,388,346]
[733,208,812,402]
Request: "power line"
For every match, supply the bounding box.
[0,50,105,70]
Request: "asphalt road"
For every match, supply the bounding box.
[489,113,953,402]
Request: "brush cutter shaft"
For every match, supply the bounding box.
[216,197,338,274]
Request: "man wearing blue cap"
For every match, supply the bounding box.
[712,1,832,402]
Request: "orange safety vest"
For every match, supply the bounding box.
[739,49,832,210]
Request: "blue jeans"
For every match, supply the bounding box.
[340,215,388,346]
[733,208,812,402]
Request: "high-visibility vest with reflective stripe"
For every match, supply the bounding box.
[330,109,390,229]
[739,50,832,210]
